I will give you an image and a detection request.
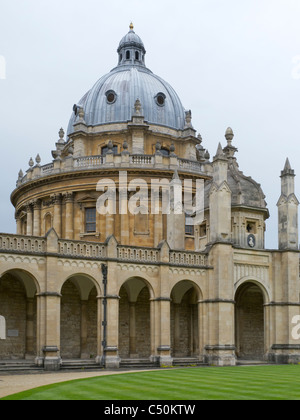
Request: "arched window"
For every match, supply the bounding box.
[135,51,139,60]
[0,316,6,340]
[45,213,52,234]
[126,51,131,60]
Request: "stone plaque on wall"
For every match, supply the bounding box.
[7,330,19,338]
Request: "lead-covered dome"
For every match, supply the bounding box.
[67,25,186,136]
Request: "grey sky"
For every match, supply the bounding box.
[0,0,299,249]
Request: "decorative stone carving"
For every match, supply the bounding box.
[35,154,41,166]
[63,192,74,203]
[51,193,62,205]
[134,99,142,116]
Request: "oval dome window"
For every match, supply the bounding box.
[106,90,117,104]
[155,93,166,107]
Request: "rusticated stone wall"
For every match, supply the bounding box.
[0,275,37,359]
[60,281,97,359]
[236,284,264,359]
[119,286,151,358]
[61,281,81,359]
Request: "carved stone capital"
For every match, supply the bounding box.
[25,202,33,213]
[62,191,74,203]
[32,199,42,210]
[50,193,62,205]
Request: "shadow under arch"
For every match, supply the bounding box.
[170,280,203,359]
[0,268,40,298]
[59,273,102,299]
[118,276,155,301]
[60,273,100,360]
[0,268,40,360]
[170,279,203,304]
[235,280,266,361]
[119,276,153,360]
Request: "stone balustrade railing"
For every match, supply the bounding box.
[58,240,107,259]
[118,246,160,263]
[169,251,207,266]
[0,233,209,267]
[17,153,204,187]
[0,234,46,253]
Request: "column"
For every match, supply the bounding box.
[63,192,74,240]
[150,299,157,362]
[36,294,46,366]
[26,204,33,236]
[51,194,62,237]
[105,296,120,369]
[33,199,41,237]
[105,189,115,239]
[43,293,62,371]
[96,296,103,364]
[119,188,129,245]
[81,300,88,359]
[16,213,22,235]
[25,298,35,359]
[173,303,180,358]
[129,302,137,358]
[157,298,173,366]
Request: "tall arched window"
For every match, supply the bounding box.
[45,213,52,234]
[126,51,131,60]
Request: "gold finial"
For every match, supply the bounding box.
[129,22,134,31]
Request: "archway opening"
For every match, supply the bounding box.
[171,281,200,358]
[235,282,265,360]
[0,270,38,360]
[119,278,151,359]
[60,276,98,360]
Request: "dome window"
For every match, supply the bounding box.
[105,90,117,104]
[135,51,140,60]
[126,50,131,60]
[155,92,166,107]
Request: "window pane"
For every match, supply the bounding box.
[185,215,195,236]
[86,208,96,233]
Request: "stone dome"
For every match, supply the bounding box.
[118,23,145,51]
[204,144,268,213]
[67,25,186,136]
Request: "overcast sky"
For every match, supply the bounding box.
[0,0,300,249]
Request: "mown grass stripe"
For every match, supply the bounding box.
[2,365,300,400]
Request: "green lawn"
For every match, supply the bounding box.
[2,365,300,400]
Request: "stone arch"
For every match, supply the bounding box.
[119,277,152,359]
[235,280,266,360]
[170,280,202,358]
[60,274,100,360]
[234,277,270,304]
[0,269,39,360]
[59,273,101,300]
[118,276,155,301]
[0,268,41,297]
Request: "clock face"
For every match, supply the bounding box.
[247,234,256,248]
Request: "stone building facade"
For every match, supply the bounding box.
[0,25,300,370]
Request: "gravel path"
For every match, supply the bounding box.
[0,370,143,399]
